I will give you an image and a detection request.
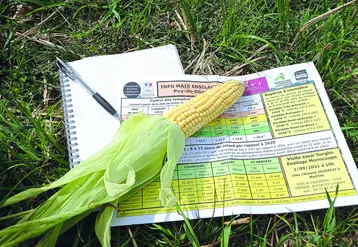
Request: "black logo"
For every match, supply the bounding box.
[294,70,308,81]
[123,82,141,98]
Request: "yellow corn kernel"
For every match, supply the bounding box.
[163,80,246,137]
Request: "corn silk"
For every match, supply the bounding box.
[0,114,185,247]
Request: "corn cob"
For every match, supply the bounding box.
[0,79,246,247]
[163,80,246,137]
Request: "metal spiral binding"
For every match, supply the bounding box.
[59,72,80,167]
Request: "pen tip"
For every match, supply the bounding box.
[113,112,121,121]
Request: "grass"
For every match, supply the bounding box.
[0,0,357,246]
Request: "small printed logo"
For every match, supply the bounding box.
[123,82,141,98]
[143,82,155,97]
[275,73,285,81]
[294,70,308,81]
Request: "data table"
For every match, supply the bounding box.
[119,157,290,214]
[121,94,273,145]
[117,79,356,219]
[188,94,272,145]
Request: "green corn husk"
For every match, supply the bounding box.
[0,114,185,247]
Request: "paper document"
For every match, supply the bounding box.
[109,62,358,226]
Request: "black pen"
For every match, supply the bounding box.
[56,57,121,121]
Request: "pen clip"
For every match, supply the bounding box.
[56,57,96,95]
[56,57,88,84]
[56,57,76,81]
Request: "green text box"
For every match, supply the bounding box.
[195,168,213,178]
[211,126,227,132]
[191,130,212,137]
[245,126,271,135]
[211,130,229,137]
[244,158,279,166]
[263,163,282,173]
[230,165,246,174]
[244,121,269,129]
[212,166,230,176]
[228,129,246,136]
[178,170,196,179]
[245,165,264,174]
[178,163,211,170]
[212,160,243,167]
[227,125,245,131]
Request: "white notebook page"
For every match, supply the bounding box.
[63,45,184,166]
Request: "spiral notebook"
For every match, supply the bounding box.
[59,45,184,167]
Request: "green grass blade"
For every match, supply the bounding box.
[180,0,197,33]
[220,222,231,247]
[176,204,200,247]
[323,185,338,234]
[231,34,285,61]
[276,0,290,29]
